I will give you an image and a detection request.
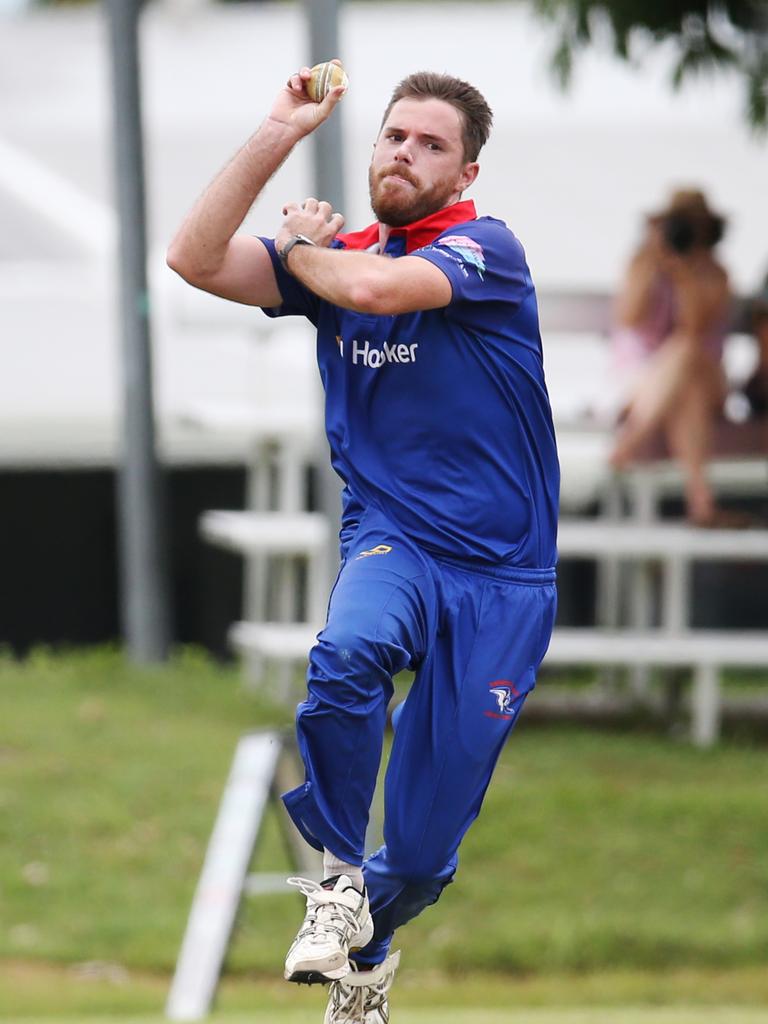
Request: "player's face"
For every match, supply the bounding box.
[369,98,478,227]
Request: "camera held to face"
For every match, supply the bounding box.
[661,209,725,254]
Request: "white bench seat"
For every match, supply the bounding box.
[199,510,329,556]
[228,620,768,747]
[557,517,768,635]
[546,627,768,747]
[230,621,768,672]
[547,628,768,667]
[179,400,316,444]
[557,519,768,560]
[229,621,319,661]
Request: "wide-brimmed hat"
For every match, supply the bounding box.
[649,187,727,249]
[651,188,725,223]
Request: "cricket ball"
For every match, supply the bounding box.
[306,61,349,102]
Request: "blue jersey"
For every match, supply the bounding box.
[261,199,559,569]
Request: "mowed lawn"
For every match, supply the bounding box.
[9,1014,768,1024]
[3,961,768,1019]
[2,649,768,1020]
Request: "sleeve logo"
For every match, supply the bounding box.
[435,235,486,279]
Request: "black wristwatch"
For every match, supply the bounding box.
[278,234,317,269]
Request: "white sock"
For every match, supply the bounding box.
[323,849,364,892]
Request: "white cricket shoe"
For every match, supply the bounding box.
[324,951,401,1024]
[284,875,374,984]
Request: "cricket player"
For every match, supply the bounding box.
[168,63,559,1024]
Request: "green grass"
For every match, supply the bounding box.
[2,648,768,1019]
[0,647,284,970]
[417,724,768,973]
[2,961,768,1021]
[7,1011,768,1024]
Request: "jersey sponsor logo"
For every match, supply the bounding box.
[355,544,393,560]
[337,336,419,369]
[434,234,486,279]
[485,680,521,720]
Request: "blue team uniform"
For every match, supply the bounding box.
[260,199,559,965]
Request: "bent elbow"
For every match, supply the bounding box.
[347,282,377,313]
[347,273,394,315]
[166,243,189,279]
[166,243,198,283]
[166,244,215,290]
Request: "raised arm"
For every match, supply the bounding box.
[166,65,346,307]
[616,243,662,328]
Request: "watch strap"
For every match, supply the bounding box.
[278,233,318,269]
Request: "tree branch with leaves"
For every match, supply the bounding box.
[531,0,768,131]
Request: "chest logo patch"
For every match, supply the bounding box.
[437,235,486,279]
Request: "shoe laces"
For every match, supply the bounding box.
[287,876,362,943]
[328,967,392,1023]
[327,955,400,1024]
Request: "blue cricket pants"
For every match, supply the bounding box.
[282,506,557,965]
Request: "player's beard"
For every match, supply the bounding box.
[369,164,458,227]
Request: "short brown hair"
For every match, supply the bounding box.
[380,72,493,162]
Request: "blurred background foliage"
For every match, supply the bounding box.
[531,0,768,128]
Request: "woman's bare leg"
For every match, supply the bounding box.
[609,335,725,521]
[663,355,723,523]
[610,334,699,467]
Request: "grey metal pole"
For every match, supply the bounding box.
[106,0,171,663]
[304,0,346,574]
[305,0,346,214]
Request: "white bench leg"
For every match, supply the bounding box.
[628,561,653,702]
[662,555,688,633]
[626,471,657,702]
[596,476,622,694]
[691,664,720,748]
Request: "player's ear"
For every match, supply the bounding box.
[458,162,479,192]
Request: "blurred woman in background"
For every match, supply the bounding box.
[609,188,730,526]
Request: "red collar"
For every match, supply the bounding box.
[336,199,477,255]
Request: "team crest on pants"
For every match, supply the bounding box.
[355,544,393,560]
[485,680,521,719]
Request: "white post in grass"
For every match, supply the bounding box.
[166,733,283,1021]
